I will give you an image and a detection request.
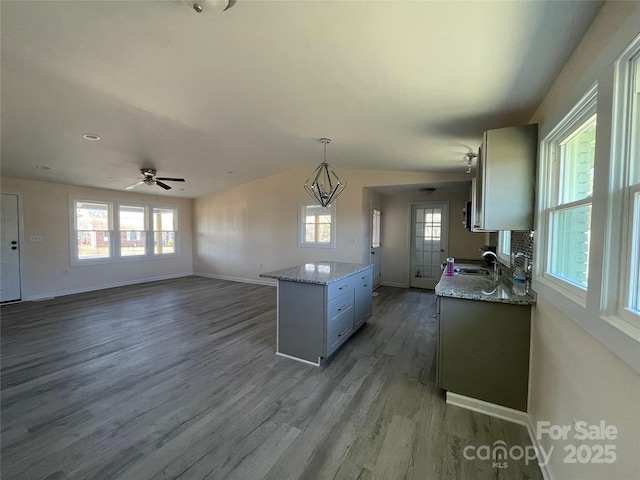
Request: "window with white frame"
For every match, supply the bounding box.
[71,199,178,264]
[120,205,146,256]
[542,90,597,297]
[619,51,640,324]
[299,202,335,248]
[75,201,112,260]
[153,207,177,255]
[498,230,511,264]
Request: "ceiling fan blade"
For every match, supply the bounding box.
[155,177,185,182]
[155,180,172,190]
[125,180,144,190]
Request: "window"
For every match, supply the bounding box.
[299,202,335,248]
[541,89,597,298]
[75,201,112,260]
[372,208,381,248]
[618,51,640,323]
[71,199,179,264]
[120,205,146,256]
[153,207,177,254]
[534,36,640,371]
[498,230,511,264]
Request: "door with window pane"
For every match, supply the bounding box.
[371,205,382,288]
[410,202,449,289]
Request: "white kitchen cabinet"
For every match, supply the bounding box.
[472,124,538,231]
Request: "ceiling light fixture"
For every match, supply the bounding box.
[304,138,346,207]
[36,165,51,170]
[183,0,237,14]
[465,152,477,174]
[83,133,101,141]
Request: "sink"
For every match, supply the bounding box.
[456,267,490,276]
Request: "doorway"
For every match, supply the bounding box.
[370,204,381,288]
[410,202,449,289]
[1,194,22,302]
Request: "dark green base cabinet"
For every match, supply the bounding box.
[437,296,531,412]
[277,266,373,365]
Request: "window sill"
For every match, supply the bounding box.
[601,313,640,343]
[297,243,336,249]
[533,276,640,374]
[71,253,180,267]
[539,273,587,307]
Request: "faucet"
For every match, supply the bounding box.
[481,250,500,282]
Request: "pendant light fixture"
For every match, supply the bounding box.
[304,138,347,207]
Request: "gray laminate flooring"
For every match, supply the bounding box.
[1,276,543,480]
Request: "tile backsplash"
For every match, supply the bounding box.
[489,230,535,279]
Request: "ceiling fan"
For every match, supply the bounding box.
[125,168,185,191]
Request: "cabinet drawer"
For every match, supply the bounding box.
[328,277,354,300]
[356,268,373,286]
[326,310,353,355]
[327,291,353,324]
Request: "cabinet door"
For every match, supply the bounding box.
[439,297,531,412]
[354,268,373,330]
[475,124,537,231]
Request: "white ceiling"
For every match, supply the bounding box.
[0,0,603,198]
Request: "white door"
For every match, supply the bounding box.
[410,202,449,289]
[370,205,382,288]
[1,194,21,302]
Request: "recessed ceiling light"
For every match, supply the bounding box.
[36,165,51,170]
[83,133,101,141]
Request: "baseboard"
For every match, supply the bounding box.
[446,392,530,426]
[194,272,276,287]
[524,417,555,480]
[380,281,409,288]
[446,392,554,480]
[275,351,320,366]
[25,272,193,301]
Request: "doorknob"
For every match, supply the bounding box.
[440,249,444,252]
[11,247,17,250]
[11,241,17,245]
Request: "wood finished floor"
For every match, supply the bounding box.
[1,276,543,480]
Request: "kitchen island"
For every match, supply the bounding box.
[261,261,373,365]
[435,265,535,412]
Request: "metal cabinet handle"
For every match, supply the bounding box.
[363,284,368,287]
[339,284,350,290]
[338,328,349,337]
[338,304,349,311]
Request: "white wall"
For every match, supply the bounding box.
[379,190,487,287]
[192,168,472,283]
[528,2,640,479]
[1,177,194,300]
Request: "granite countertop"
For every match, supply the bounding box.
[435,264,536,306]
[260,261,372,285]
